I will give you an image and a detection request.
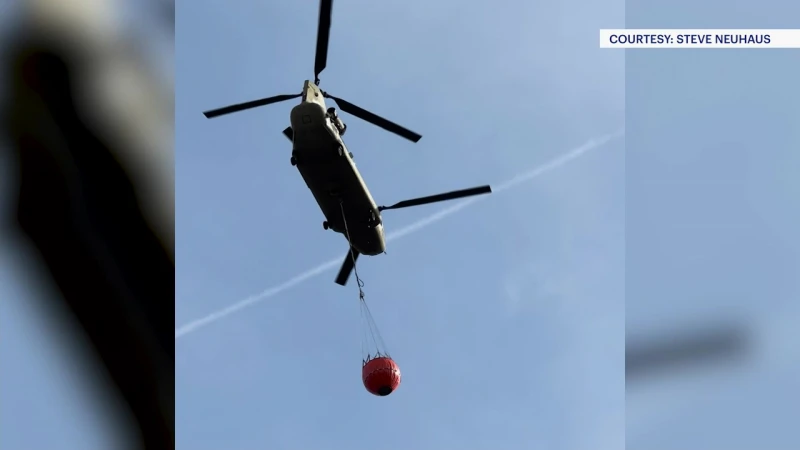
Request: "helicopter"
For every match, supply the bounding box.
[202,0,492,286]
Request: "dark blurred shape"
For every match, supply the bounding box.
[156,0,175,31]
[1,2,174,449]
[626,324,749,381]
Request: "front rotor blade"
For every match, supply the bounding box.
[326,94,422,142]
[334,248,359,286]
[379,185,492,211]
[203,93,301,118]
[314,0,333,81]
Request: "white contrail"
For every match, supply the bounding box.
[175,129,624,338]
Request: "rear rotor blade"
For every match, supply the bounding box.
[314,0,333,83]
[334,248,359,286]
[203,93,301,118]
[325,94,422,142]
[379,185,492,211]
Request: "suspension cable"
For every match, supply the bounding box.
[338,201,389,361]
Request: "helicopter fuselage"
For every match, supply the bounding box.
[289,81,386,256]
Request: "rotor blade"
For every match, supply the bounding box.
[203,93,301,118]
[334,248,359,286]
[325,94,422,142]
[379,185,492,211]
[314,0,333,81]
[282,127,293,141]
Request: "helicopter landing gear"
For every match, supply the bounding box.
[290,156,297,166]
[366,209,380,228]
[323,221,329,230]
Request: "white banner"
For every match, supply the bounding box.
[599,29,800,48]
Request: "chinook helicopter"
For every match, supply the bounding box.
[202,0,492,285]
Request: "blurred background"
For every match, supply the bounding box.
[0,0,173,448]
[625,1,800,449]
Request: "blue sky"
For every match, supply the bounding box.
[175,1,623,449]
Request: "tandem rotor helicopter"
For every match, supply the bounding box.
[203,0,492,286]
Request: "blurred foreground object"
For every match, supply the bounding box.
[1,0,174,448]
[626,323,749,381]
[626,314,799,449]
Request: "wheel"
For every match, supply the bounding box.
[349,152,354,159]
[290,156,297,166]
[323,221,329,230]
[367,211,379,227]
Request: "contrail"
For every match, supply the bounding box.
[175,129,624,338]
